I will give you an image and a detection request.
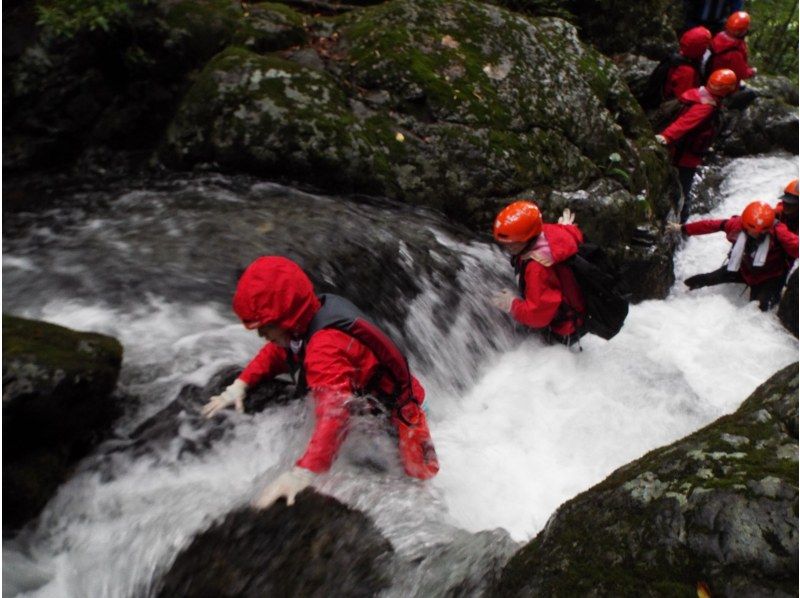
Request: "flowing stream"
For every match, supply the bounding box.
[3,153,797,597]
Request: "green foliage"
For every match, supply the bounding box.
[748,0,799,82]
[36,0,137,37]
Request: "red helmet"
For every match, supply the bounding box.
[706,69,738,96]
[679,26,712,60]
[784,179,799,197]
[493,200,542,244]
[725,11,750,37]
[741,201,775,236]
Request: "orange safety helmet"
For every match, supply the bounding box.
[725,11,750,37]
[706,69,738,97]
[784,179,799,197]
[493,200,542,244]
[741,201,775,236]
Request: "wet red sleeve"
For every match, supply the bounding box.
[661,103,715,143]
[683,219,727,236]
[728,48,754,80]
[774,222,799,259]
[295,330,361,473]
[238,342,288,386]
[510,261,562,329]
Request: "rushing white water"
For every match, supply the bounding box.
[3,154,797,597]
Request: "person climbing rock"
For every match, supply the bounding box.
[202,256,439,509]
[668,201,799,311]
[490,201,587,346]
[707,11,757,83]
[664,27,713,101]
[683,0,744,33]
[655,69,738,223]
[775,178,798,235]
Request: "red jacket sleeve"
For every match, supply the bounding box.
[510,261,562,329]
[238,342,288,386]
[295,330,360,473]
[661,102,716,144]
[774,222,799,259]
[682,219,727,236]
[728,47,755,80]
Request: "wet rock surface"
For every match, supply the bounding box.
[155,491,395,598]
[778,270,798,338]
[2,314,123,534]
[494,362,799,597]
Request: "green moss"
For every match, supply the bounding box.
[233,2,308,53]
[3,314,123,378]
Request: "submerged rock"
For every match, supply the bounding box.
[119,365,295,460]
[493,362,799,597]
[2,314,123,534]
[155,491,394,597]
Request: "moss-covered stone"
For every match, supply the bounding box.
[232,2,308,53]
[3,314,123,533]
[494,363,799,597]
[163,0,676,279]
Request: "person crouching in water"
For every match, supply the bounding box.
[656,68,738,223]
[668,201,799,311]
[202,256,439,509]
[490,200,586,346]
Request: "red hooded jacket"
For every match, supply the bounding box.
[232,257,426,474]
[683,217,798,285]
[660,87,720,168]
[708,31,755,81]
[511,223,586,337]
[775,201,798,235]
[664,27,711,100]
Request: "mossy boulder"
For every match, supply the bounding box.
[155,492,394,597]
[494,362,799,597]
[3,314,123,533]
[163,0,677,298]
[3,0,308,173]
[716,81,799,157]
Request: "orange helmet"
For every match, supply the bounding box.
[741,201,775,236]
[784,179,798,197]
[493,200,542,244]
[725,11,750,37]
[706,69,738,96]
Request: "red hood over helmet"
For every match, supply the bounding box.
[232,256,321,335]
[680,26,712,60]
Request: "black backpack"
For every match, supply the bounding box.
[641,53,694,110]
[567,244,630,340]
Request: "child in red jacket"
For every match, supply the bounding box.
[490,200,586,346]
[203,256,438,509]
[656,69,738,223]
[775,179,798,235]
[669,201,799,310]
[663,27,713,101]
[708,11,756,83]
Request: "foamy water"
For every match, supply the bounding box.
[3,154,797,596]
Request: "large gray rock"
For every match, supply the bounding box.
[2,314,123,534]
[494,362,799,597]
[155,492,394,597]
[163,0,675,253]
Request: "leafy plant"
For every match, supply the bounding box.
[36,0,135,38]
[748,0,799,82]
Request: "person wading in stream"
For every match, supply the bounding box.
[202,256,438,509]
[655,68,738,223]
[668,201,799,311]
[490,200,587,347]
